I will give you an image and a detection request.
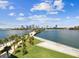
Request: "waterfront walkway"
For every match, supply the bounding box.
[34,36,79,57]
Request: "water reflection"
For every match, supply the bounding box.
[0,30,31,39]
[36,30,79,49]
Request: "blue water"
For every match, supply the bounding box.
[0,30,31,39]
[36,30,79,49]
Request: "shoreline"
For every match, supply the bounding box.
[34,36,79,57]
[0,31,79,57]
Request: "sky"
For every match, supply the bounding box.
[0,0,79,28]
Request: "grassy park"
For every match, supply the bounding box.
[11,38,75,58]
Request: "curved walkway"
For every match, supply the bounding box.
[34,36,79,57]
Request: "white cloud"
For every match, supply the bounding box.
[52,18,61,20]
[48,11,58,14]
[70,3,74,7]
[16,15,61,21]
[75,16,79,19]
[16,17,26,21]
[8,13,25,17]
[31,2,52,12]
[28,15,47,20]
[42,0,53,3]
[19,13,24,16]
[31,0,64,14]
[8,13,15,16]
[53,0,64,11]
[0,0,9,9]
[66,16,70,19]
[0,0,15,10]
[9,5,15,10]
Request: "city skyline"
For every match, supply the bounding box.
[0,0,79,28]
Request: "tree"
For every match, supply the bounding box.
[29,36,34,45]
[4,46,11,57]
[13,35,20,53]
[9,35,15,41]
[9,34,20,54]
[4,38,9,46]
[0,39,4,46]
[8,35,15,46]
[21,35,27,55]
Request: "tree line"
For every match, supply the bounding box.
[69,26,79,30]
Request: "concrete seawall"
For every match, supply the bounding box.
[34,36,79,57]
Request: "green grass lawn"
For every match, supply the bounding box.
[11,39,76,58]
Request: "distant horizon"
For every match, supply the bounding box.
[0,24,78,29]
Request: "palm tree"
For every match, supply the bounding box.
[9,34,19,53]
[0,38,11,57]
[28,35,34,45]
[21,35,27,55]
[8,35,16,45]
[12,34,20,53]
[4,46,11,57]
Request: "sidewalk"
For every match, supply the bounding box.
[34,36,79,57]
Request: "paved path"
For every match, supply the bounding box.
[0,40,15,51]
[34,36,79,57]
[0,40,22,58]
[29,31,36,37]
[0,52,8,58]
[0,40,15,58]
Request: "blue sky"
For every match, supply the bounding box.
[0,0,79,28]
